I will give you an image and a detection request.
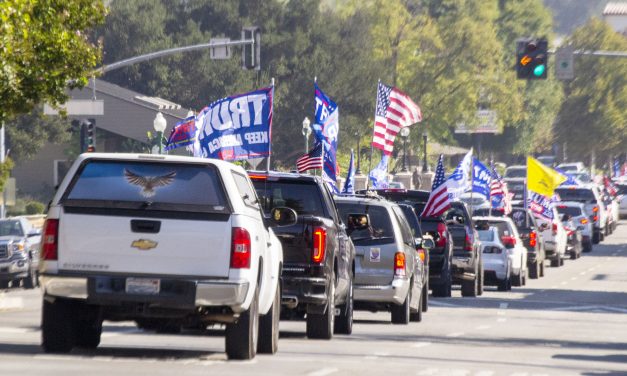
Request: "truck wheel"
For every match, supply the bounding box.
[42,298,75,353]
[225,286,259,360]
[258,283,280,354]
[334,279,353,335]
[477,264,484,296]
[592,231,600,244]
[529,261,539,279]
[74,308,102,349]
[583,240,593,253]
[306,281,335,339]
[23,266,37,289]
[540,261,545,277]
[550,256,560,267]
[410,291,423,322]
[391,288,410,324]
[432,266,452,298]
[461,276,478,297]
[421,283,429,312]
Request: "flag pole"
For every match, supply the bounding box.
[488,157,493,217]
[469,154,474,217]
[366,80,381,190]
[266,77,274,173]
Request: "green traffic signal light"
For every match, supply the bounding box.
[533,64,546,77]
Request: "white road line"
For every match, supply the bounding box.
[497,318,507,323]
[579,271,587,275]
[0,296,23,311]
[307,367,338,376]
[475,325,491,330]
[428,300,460,307]
[560,281,567,285]
[0,327,32,334]
[446,332,465,338]
[570,277,577,281]
[412,341,432,348]
[499,303,508,309]
[474,371,495,376]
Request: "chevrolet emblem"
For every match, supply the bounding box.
[131,239,158,250]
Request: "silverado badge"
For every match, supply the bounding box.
[131,239,158,250]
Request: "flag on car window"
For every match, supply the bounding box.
[371,81,422,156]
[421,155,451,217]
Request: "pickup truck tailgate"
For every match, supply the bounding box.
[58,213,232,278]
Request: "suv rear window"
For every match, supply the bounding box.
[555,188,596,203]
[62,160,229,213]
[505,168,526,178]
[336,202,395,245]
[556,206,582,217]
[252,180,327,217]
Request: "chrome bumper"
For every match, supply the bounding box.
[354,278,409,305]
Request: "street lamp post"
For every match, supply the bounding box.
[153,112,167,154]
[422,131,428,173]
[302,117,311,154]
[400,127,410,172]
[355,131,362,174]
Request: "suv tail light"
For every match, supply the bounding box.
[416,248,426,263]
[552,222,558,235]
[394,252,406,277]
[436,222,447,247]
[41,219,59,261]
[464,234,473,252]
[529,231,537,247]
[230,227,251,269]
[580,218,588,225]
[312,227,327,263]
[501,235,516,248]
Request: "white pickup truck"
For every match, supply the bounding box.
[39,153,294,360]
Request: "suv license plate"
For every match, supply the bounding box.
[125,278,160,295]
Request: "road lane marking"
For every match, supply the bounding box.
[428,300,459,307]
[307,367,338,376]
[475,325,491,330]
[579,271,587,275]
[0,327,32,334]
[570,277,577,281]
[412,341,432,348]
[446,332,465,338]
[499,303,508,309]
[560,281,567,285]
[497,318,507,322]
[0,296,23,311]
[474,372,495,376]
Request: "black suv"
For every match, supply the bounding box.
[250,172,355,339]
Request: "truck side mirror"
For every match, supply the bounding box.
[421,237,435,249]
[269,207,298,227]
[347,213,369,235]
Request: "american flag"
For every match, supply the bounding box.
[297,142,324,172]
[489,163,512,214]
[421,155,451,217]
[372,81,422,155]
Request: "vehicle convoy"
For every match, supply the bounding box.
[475,226,511,291]
[555,202,593,253]
[535,205,568,267]
[0,217,41,289]
[370,189,453,298]
[555,185,607,244]
[40,154,288,360]
[335,196,426,324]
[249,172,355,339]
[509,207,546,279]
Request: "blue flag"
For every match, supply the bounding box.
[314,83,339,192]
[342,150,355,194]
[613,158,620,178]
[165,115,197,151]
[194,86,273,161]
[472,158,491,199]
[527,192,554,220]
[555,167,580,186]
[369,154,389,189]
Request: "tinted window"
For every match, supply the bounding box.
[554,188,596,203]
[508,182,526,200]
[398,205,423,238]
[392,206,415,246]
[505,168,526,178]
[336,202,394,245]
[252,180,327,217]
[0,220,24,237]
[477,229,494,242]
[63,160,229,213]
[616,184,627,195]
[556,206,582,217]
[232,172,258,209]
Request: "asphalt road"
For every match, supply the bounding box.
[1,222,626,376]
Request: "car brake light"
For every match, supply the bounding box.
[464,234,473,252]
[580,218,588,225]
[501,235,516,248]
[529,231,537,247]
[592,206,598,213]
[593,215,598,222]
[552,222,558,235]
[416,248,426,263]
[312,227,326,263]
[41,219,59,261]
[230,227,251,269]
[248,174,267,180]
[436,222,447,247]
[394,252,406,277]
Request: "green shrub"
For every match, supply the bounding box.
[25,201,45,215]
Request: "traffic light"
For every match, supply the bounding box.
[516,38,548,80]
[84,119,96,152]
[242,27,260,70]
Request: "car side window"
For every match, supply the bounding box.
[231,171,259,209]
[392,206,414,247]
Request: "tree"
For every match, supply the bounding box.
[0,0,107,122]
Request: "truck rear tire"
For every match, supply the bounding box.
[410,291,422,322]
[432,266,452,298]
[0,280,8,289]
[258,283,280,354]
[334,279,353,335]
[306,281,334,339]
[74,308,102,349]
[529,261,539,279]
[461,276,478,297]
[477,264,484,296]
[421,283,429,312]
[225,286,259,360]
[23,266,37,289]
[42,298,75,353]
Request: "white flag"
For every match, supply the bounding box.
[446,148,473,200]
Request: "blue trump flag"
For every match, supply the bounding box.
[314,83,339,192]
[165,115,196,151]
[194,86,273,161]
[555,167,580,186]
[342,150,355,194]
[369,154,390,189]
[527,192,554,220]
[472,158,491,199]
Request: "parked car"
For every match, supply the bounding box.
[555,185,607,244]
[555,202,593,252]
[368,189,454,298]
[476,226,511,291]
[534,206,568,267]
[504,165,527,179]
[40,154,287,359]
[556,162,586,173]
[0,217,41,289]
[250,171,355,338]
[335,195,426,324]
[509,207,546,279]
[474,217,527,287]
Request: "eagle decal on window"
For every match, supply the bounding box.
[124,169,176,197]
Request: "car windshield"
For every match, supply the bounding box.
[477,229,494,242]
[252,180,327,217]
[555,188,596,203]
[505,168,526,178]
[0,221,24,237]
[336,202,395,245]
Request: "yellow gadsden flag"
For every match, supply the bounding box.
[527,156,567,197]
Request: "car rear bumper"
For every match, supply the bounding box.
[354,278,409,305]
[40,273,250,312]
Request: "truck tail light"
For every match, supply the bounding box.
[312,227,326,263]
[416,248,426,263]
[580,218,588,225]
[394,252,406,277]
[592,206,598,213]
[41,219,59,261]
[552,222,558,235]
[529,231,537,247]
[436,222,447,247]
[464,234,473,252]
[230,227,251,269]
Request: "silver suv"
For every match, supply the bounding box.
[335,195,425,324]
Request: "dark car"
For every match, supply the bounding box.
[250,171,355,339]
[508,207,546,279]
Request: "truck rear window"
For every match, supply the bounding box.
[62,160,229,213]
[252,180,327,217]
[555,188,595,203]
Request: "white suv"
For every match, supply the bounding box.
[39,153,291,359]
